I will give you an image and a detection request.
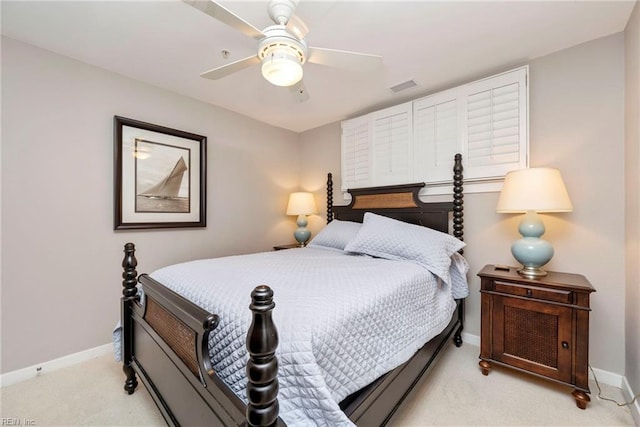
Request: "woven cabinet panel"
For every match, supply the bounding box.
[504,305,558,368]
[146,297,200,377]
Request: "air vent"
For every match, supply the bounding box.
[389,79,418,94]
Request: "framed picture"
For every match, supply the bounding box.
[114,116,206,230]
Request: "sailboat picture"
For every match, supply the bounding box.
[114,116,206,230]
[135,138,190,213]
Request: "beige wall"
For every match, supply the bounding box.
[0,37,301,373]
[298,123,342,233]
[625,1,640,403]
[301,33,627,375]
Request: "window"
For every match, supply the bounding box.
[341,66,528,194]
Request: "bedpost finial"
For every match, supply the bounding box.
[250,285,275,311]
[453,153,463,175]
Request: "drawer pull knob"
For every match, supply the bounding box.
[526,289,532,297]
[562,341,569,349]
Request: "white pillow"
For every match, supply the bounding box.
[307,220,362,251]
[344,212,466,282]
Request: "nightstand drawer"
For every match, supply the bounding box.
[494,280,572,303]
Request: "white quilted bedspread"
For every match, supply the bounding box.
[150,247,468,426]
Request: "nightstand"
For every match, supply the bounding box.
[273,244,303,251]
[477,264,595,409]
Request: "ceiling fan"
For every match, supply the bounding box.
[183,0,383,90]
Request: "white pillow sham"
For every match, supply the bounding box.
[344,212,466,282]
[307,219,362,251]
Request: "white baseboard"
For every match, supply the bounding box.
[621,376,640,425]
[461,331,480,347]
[0,343,113,388]
[460,333,624,389]
[590,366,625,388]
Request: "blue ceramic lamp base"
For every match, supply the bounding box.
[511,210,554,279]
[293,214,311,247]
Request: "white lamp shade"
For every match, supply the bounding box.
[286,192,317,215]
[261,46,303,87]
[496,167,573,213]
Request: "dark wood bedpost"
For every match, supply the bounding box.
[452,154,465,348]
[246,285,279,427]
[327,172,334,223]
[121,242,139,394]
[453,153,464,250]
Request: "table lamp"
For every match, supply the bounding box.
[286,192,317,247]
[496,167,573,278]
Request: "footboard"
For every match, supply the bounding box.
[120,243,283,427]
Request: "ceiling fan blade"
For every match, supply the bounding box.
[289,80,310,103]
[182,0,265,40]
[286,14,309,39]
[307,47,383,71]
[200,55,261,80]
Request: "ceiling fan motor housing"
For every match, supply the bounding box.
[258,26,307,64]
[258,25,307,86]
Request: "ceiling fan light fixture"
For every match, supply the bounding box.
[187,0,382,97]
[261,45,304,87]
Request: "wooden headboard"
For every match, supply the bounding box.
[326,153,464,241]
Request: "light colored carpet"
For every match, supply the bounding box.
[0,342,635,426]
[389,342,635,427]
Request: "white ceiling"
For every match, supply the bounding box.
[1,0,635,133]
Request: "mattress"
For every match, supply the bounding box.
[149,247,468,426]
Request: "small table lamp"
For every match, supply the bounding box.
[496,167,573,278]
[286,192,317,247]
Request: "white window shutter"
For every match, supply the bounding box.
[463,67,528,179]
[341,116,371,191]
[413,88,460,184]
[340,66,529,195]
[371,103,413,185]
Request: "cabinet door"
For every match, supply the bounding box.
[492,295,572,383]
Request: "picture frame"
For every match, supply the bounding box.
[114,116,206,230]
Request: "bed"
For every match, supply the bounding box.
[119,153,466,426]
